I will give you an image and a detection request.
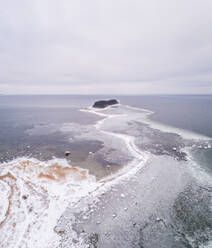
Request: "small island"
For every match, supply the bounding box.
[92,99,119,108]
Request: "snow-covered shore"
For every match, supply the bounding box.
[1,103,212,248]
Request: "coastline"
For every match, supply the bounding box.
[0,102,212,247]
[125,104,211,141]
[81,106,150,183]
[0,104,150,248]
[56,104,212,247]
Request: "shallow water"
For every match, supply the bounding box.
[0,95,212,248]
[119,95,212,174]
[56,103,212,248]
[119,95,212,138]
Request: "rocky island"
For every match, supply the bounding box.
[92,99,119,108]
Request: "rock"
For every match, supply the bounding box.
[22,195,28,200]
[28,207,33,212]
[65,151,71,156]
[92,99,119,109]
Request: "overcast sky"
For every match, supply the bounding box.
[0,0,212,94]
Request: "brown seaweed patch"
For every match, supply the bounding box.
[16,160,41,173]
[0,158,89,238]
[0,172,17,181]
[0,174,15,228]
[80,170,87,180]
[38,163,87,181]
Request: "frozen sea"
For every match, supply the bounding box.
[0,95,211,248]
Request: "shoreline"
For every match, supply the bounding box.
[56,104,212,247]
[125,104,211,141]
[82,106,150,184]
[1,102,212,247]
[0,104,151,248]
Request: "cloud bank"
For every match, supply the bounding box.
[0,0,212,94]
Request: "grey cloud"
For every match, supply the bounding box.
[0,0,212,94]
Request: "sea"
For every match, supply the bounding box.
[0,94,211,248]
[119,95,212,175]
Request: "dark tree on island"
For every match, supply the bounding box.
[92,99,119,108]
